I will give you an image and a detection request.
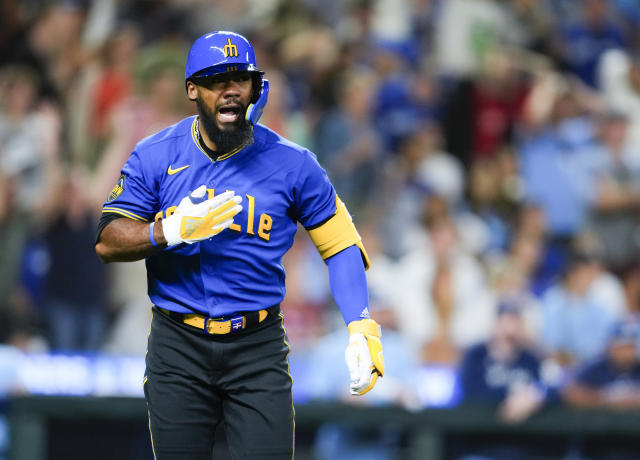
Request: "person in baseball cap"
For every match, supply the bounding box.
[564,320,640,410]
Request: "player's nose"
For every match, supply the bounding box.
[221,80,241,97]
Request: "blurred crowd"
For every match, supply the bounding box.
[2,0,640,437]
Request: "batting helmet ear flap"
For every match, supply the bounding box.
[250,72,263,103]
[246,79,269,125]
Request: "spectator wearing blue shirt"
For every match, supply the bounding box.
[313,70,383,213]
[520,84,602,237]
[563,320,640,410]
[540,251,621,366]
[520,83,603,288]
[460,300,546,423]
[457,300,547,460]
[559,0,626,88]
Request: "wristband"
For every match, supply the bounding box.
[149,222,158,247]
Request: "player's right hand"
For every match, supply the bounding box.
[162,185,242,246]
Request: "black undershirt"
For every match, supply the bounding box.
[95,212,123,245]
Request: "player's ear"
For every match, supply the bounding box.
[186,81,198,101]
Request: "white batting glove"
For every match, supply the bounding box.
[162,185,242,246]
[345,319,385,396]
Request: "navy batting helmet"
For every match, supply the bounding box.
[185,31,269,125]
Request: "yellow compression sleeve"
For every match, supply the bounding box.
[307,197,370,270]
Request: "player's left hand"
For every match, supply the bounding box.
[345,318,385,396]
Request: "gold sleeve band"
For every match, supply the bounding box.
[307,197,370,270]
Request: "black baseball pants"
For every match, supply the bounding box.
[143,306,294,459]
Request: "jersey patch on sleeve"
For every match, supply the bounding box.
[107,175,125,202]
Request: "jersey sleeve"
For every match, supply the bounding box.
[291,151,337,228]
[101,149,159,223]
[293,151,370,269]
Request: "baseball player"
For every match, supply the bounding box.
[95,31,384,459]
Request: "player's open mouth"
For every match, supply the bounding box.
[217,105,242,123]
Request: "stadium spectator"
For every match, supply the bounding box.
[540,251,623,366]
[586,111,640,273]
[313,69,383,212]
[371,48,438,150]
[465,153,523,254]
[519,76,604,282]
[0,66,61,217]
[563,320,640,409]
[457,300,548,460]
[434,0,520,78]
[391,201,495,363]
[382,124,465,257]
[0,5,70,102]
[0,174,41,349]
[597,48,640,166]
[501,0,556,54]
[442,48,531,168]
[86,26,141,157]
[485,244,543,346]
[460,300,547,422]
[91,46,188,207]
[40,168,107,352]
[556,0,626,88]
[275,10,343,110]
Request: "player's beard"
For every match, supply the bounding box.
[197,97,253,155]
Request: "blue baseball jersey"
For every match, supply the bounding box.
[102,116,338,317]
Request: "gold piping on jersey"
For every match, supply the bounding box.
[190,117,249,162]
[102,206,148,222]
[307,196,370,270]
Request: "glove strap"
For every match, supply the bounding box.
[348,318,381,338]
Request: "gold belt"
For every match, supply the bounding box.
[159,308,269,334]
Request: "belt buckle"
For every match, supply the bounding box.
[203,315,224,335]
[229,315,244,333]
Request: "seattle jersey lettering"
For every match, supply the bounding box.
[154,191,272,242]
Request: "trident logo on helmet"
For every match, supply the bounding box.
[223,38,238,58]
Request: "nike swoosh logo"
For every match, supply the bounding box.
[167,164,190,175]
